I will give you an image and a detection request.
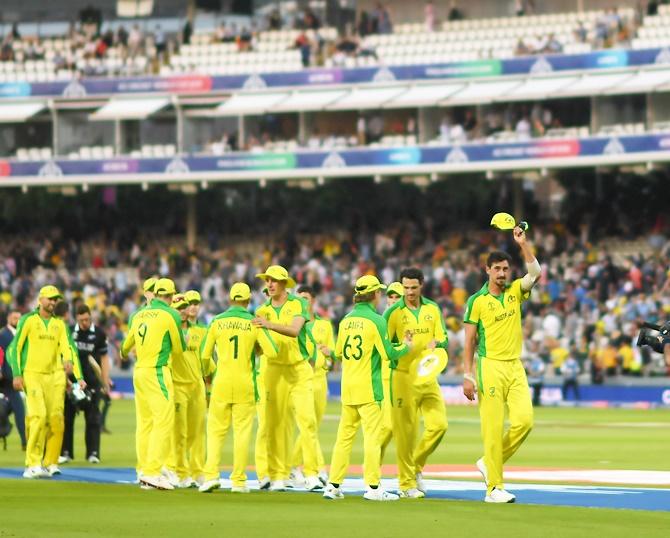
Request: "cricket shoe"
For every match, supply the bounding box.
[289,467,305,489]
[485,488,516,503]
[318,471,329,486]
[415,472,427,494]
[476,457,488,486]
[58,455,71,465]
[87,454,101,464]
[231,485,250,493]
[304,475,324,491]
[46,465,61,476]
[363,488,399,501]
[258,477,271,490]
[176,477,196,489]
[399,488,425,499]
[141,475,174,491]
[198,480,221,493]
[322,484,344,500]
[270,479,287,492]
[22,466,50,479]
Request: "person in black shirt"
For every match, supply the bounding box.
[0,310,26,450]
[60,304,110,464]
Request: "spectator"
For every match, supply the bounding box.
[268,9,282,31]
[425,1,436,32]
[127,24,143,58]
[358,11,371,37]
[374,3,393,35]
[154,25,166,61]
[545,33,563,54]
[525,343,546,407]
[516,116,531,140]
[574,21,588,43]
[295,31,312,68]
[560,355,581,401]
[447,0,464,21]
[182,20,192,45]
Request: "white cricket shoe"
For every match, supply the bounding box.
[87,455,101,464]
[231,485,250,493]
[141,475,175,491]
[322,484,344,500]
[304,475,324,491]
[176,477,195,489]
[161,468,180,487]
[198,479,221,493]
[415,472,427,494]
[476,457,488,485]
[46,465,61,476]
[22,466,49,479]
[363,488,399,501]
[258,477,271,490]
[399,488,425,499]
[485,487,516,503]
[269,479,286,491]
[318,471,328,486]
[58,455,71,465]
[193,475,205,488]
[289,467,305,488]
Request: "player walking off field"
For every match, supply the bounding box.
[166,292,207,488]
[122,278,185,491]
[7,285,84,479]
[199,283,278,493]
[323,275,411,502]
[384,269,448,498]
[253,266,323,492]
[463,225,540,503]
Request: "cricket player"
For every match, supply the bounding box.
[199,283,278,493]
[7,286,83,478]
[254,288,270,490]
[166,293,207,488]
[323,275,411,501]
[289,285,335,485]
[384,268,448,498]
[121,278,185,491]
[379,282,404,462]
[253,265,322,492]
[463,226,540,503]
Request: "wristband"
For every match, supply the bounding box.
[464,373,476,385]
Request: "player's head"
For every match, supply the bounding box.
[184,290,202,320]
[255,265,296,299]
[38,285,62,316]
[229,282,251,307]
[54,300,69,320]
[7,310,20,329]
[400,267,424,304]
[486,251,513,288]
[154,278,177,304]
[353,275,386,307]
[298,285,315,312]
[386,281,404,307]
[171,294,189,321]
[76,304,92,331]
[142,277,158,303]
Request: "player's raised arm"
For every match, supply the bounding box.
[513,226,541,292]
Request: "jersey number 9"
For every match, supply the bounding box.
[138,323,148,345]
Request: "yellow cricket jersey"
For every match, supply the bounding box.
[383,297,448,374]
[172,321,207,384]
[201,306,278,403]
[62,320,84,380]
[7,309,76,377]
[335,302,409,405]
[307,315,335,378]
[255,294,313,365]
[121,298,186,370]
[463,279,530,363]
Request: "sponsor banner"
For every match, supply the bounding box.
[1,47,670,100]
[4,134,670,179]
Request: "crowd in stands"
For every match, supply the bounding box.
[1,221,669,381]
[0,3,668,78]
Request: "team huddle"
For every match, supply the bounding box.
[8,225,540,503]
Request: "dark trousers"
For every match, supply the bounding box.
[530,382,543,406]
[62,390,102,459]
[562,379,580,401]
[1,389,26,446]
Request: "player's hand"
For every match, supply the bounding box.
[403,331,413,350]
[103,377,112,394]
[463,378,476,401]
[513,226,527,245]
[13,376,24,391]
[318,344,332,357]
[64,361,74,374]
[252,317,270,329]
[427,339,437,350]
[78,379,87,390]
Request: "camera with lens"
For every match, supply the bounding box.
[68,381,91,409]
[636,321,670,353]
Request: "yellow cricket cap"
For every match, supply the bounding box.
[39,285,63,299]
[354,275,386,296]
[490,212,516,230]
[184,290,202,304]
[386,281,404,297]
[255,265,296,288]
[143,277,158,292]
[155,278,177,296]
[229,282,251,302]
[171,294,188,310]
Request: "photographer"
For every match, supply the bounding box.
[61,304,110,464]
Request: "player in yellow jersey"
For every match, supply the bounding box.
[384,268,449,498]
[322,275,411,501]
[253,265,323,492]
[121,278,185,491]
[379,281,404,463]
[166,293,207,488]
[288,285,335,486]
[254,288,271,490]
[199,283,279,493]
[7,286,83,479]
[463,226,540,503]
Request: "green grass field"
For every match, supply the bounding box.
[1,400,669,538]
